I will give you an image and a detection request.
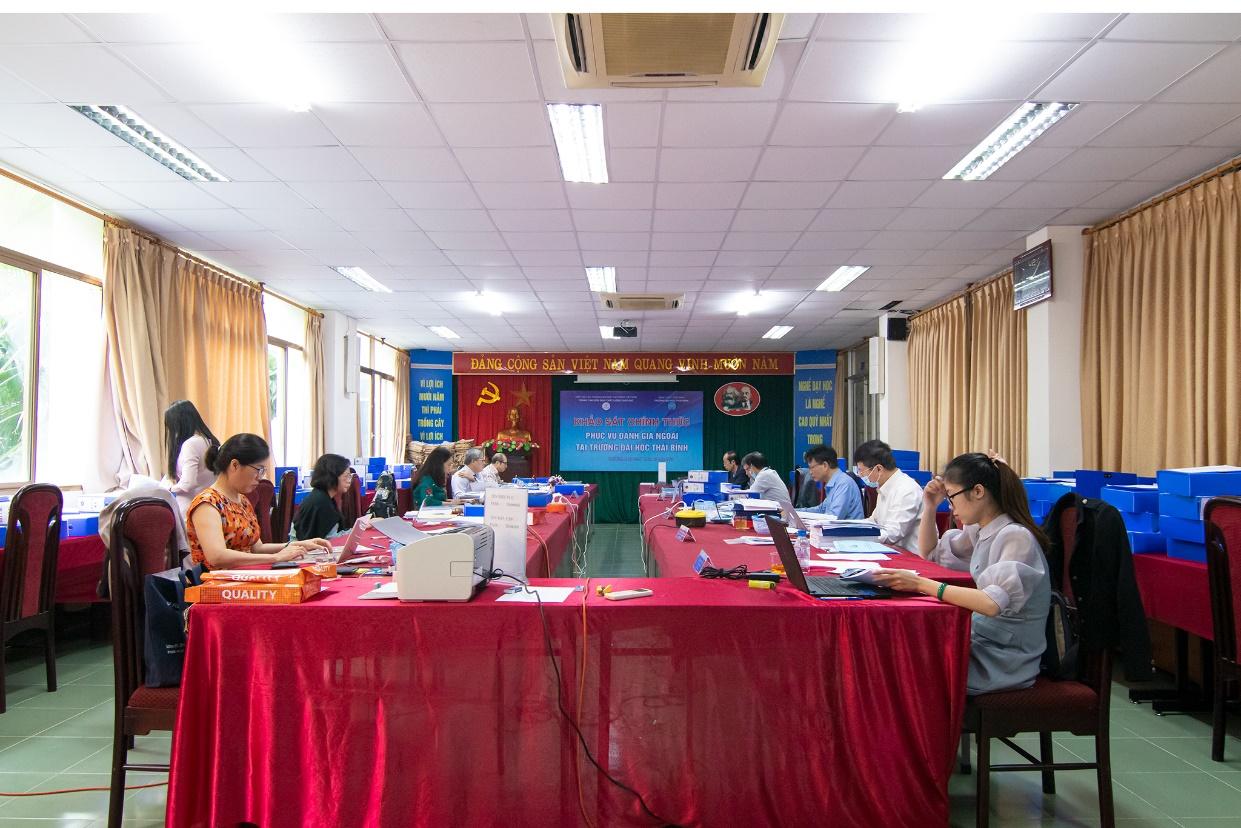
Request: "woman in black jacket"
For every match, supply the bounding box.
[293,454,354,541]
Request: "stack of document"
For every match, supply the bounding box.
[814,519,882,538]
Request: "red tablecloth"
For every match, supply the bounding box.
[1132,553,1212,641]
[167,575,970,827]
[639,494,974,586]
[0,534,107,604]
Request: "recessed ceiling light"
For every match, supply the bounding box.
[817,266,869,292]
[762,325,793,340]
[332,266,391,293]
[585,266,616,293]
[429,326,460,340]
[548,103,608,184]
[69,105,229,182]
[734,290,767,316]
[599,325,617,340]
[944,102,1078,181]
[476,291,503,316]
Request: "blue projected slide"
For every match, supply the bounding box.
[559,390,704,472]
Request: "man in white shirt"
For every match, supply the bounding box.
[477,453,507,488]
[741,452,793,508]
[450,448,489,498]
[853,439,924,550]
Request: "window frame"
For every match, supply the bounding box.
[356,332,396,459]
[0,245,103,492]
[266,334,304,468]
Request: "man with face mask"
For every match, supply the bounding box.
[740,452,793,508]
[852,439,924,549]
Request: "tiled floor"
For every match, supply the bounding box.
[4,524,1240,826]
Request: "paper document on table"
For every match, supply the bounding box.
[495,586,576,603]
[724,536,775,545]
[826,561,882,573]
[815,552,891,561]
[371,517,428,546]
[830,540,893,554]
[796,510,834,523]
[357,582,400,600]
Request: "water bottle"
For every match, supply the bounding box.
[795,529,811,563]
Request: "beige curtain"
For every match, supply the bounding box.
[305,311,325,462]
[968,276,1027,474]
[392,348,410,462]
[908,296,971,474]
[1082,168,1241,474]
[104,224,270,480]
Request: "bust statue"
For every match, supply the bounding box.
[495,407,532,444]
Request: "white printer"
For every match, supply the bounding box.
[395,524,495,601]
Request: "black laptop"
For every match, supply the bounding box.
[768,519,892,599]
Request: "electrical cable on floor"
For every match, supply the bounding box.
[0,780,167,797]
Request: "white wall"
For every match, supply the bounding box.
[320,310,359,458]
[1025,226,1087,477]
[875,314,913,450]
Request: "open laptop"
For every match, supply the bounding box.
[335,517,370,563]
[782,504,809,532]
[769,519,892,599]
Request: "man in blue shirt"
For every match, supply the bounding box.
[801,445,864,519]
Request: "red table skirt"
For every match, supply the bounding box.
[640,494,974,586]
[1132,553,1212,641]
[0,534,107,604]
[167,575,970,827]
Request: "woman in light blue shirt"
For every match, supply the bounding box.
[871,452,1050,695]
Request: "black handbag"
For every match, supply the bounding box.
[368,472,399,519]
[143,565,202,687]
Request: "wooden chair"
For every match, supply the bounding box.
[1205,496,1241,761]
[107,497,181,828]
[339,470,363,526]
[1,483,62,714]
[862,485,878,518]
[271,470,297,544]
[244,478,275,543]
[961,505,1115,827]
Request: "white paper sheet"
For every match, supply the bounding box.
[829,540,893,554]
[815,552,891,561]
[371,517,429,546]
[723,536,775,545]
[357,582,400,600]
[495,586,576,603]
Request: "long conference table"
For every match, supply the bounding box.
[167,484,973,827]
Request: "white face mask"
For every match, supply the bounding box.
[856,466,881,488]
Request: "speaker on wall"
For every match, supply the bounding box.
[886,317,908,342]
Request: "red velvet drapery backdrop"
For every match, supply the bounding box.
[456,375,552,476]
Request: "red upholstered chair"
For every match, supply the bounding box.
[862,485,878,518]
[244,478,275,543]
[1205,496,1241,761]
[272,470,297,544]
[107,497,181,828]
[339,470,362,526]
[0,483,62,713]
[961,505,1115,828]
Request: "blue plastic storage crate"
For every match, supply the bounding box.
[1159,492,1210,520]
[1101,484,1159,514]
[1167,538,1207,563]
[1162,516,1206,544]
[1128,531,1166,554]
[1075,470,1138,499]
[1156,466,1241,497]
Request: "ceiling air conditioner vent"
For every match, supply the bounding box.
[553,13,785,89]
[601,293,684,311]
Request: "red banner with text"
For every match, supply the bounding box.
[453,352,794,375]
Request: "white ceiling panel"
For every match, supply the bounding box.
[407,209,495,232]
[289,180,399,210]
[323,208,416,232]
[654,182,746,210]
[568,182,652,210]
[1159,46,1241,104]
[475,182,565,210]
[0,148,93,183]
[660,102,779,147]
[657,147,761,182]
[1133,147,1236,183]
[610,148,658,182]
[454,147,562,181]
[1040,147,1175,182]
[40,146,187,182]
[245,147,370,182]
[314,103,442,146]
[652,210,735,232]
[1039,41,1223,102]
[827,181,930,208]
[768,102,894,147]
[490,209,573,232]
[849,146,972,181]
[0,103,130,147]
[741,182,838,209]
[350,146,465,182]
[1105,13,1241,42]
[0,14,93,43]
[383,182,482,209]
[876,103,1017,147]
[810,208,902,231]
[188,105,337,146]
[430,102,551,147]
[573,210,652,233]
[730,210,817,232]
[397,42,538,102]
[997,180,1113,209]
[1090,103,1241,147]
[0,44,167,103]
[885,208,983,231]
[754,146,866,181]
[913,180,1023,209]
[379,13,525,42]
[240,209,342,233]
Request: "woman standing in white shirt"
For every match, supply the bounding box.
[870,452,1051,695]
[164,400,219,518]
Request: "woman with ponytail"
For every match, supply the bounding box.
[870,451,1051,694]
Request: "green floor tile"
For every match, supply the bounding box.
[11,685,112,711]
[1115,770,1241,819]
[1057,735,1199,773]
[0,709,82,739]
[0,738,112,775]
[1146,736,1241,774]
[36,706,114,740]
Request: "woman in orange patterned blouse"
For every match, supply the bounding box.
[187,433,330,568]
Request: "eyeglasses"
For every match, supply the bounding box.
[248,464,267,476]
[945,488,969,501]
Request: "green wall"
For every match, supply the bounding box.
[550,375,794,523]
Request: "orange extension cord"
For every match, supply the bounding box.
[1,780,167,797]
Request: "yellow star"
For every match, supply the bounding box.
[513,384,535,408]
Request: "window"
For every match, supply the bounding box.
[263,294,308,469]
[357,333,396,460]
[0,256,105,487]
[844,345,878,452]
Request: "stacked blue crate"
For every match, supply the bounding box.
[1022,478,1075,526]
[890,449,920,470]
[1074,470,1138,499]
[1100,484,1163,554]
[1156,466,1241,563]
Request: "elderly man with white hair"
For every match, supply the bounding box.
[450,447,490,498]
[478,452,508,488]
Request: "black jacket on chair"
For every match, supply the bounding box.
[1045,492,1153,681]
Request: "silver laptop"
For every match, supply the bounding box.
[335,517,370,563]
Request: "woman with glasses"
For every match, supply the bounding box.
[186,433,330,569]
[292,453,356,542]
[869,451,1051,694]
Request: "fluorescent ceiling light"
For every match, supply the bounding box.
[476,291,502,316]
[586,267,616,293]
[762,325,793,340]
[817,266,869,292]
[599,325,617,339]
[944,102,1078,181]
[429,326,460,340]
[734,290,768,316]
[69,105,228,182]
[548,103,609,184]
[333,266,391,293]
